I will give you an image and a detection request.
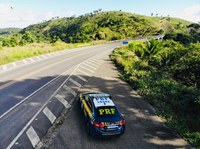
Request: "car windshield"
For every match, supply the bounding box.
[95,106,120,118]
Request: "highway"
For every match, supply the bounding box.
[0,43,120,149]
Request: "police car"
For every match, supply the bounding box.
[79,92,125,137]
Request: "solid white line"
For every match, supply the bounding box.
[43,107,56,124]
[26,126,40,148]
[69,78,82,87]
[63,85,77,97]
[0,67,74,120]
[55,95,71,108]
[78,69,91,76]
[76,75,88,82]
[80,65,94,73]
[6,65,79,149]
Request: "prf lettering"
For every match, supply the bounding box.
[99,108,115,115]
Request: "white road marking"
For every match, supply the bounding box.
[12,62,17,67]
[55,95,71,108]
[78,69,91,76]
[2,65,7,71]
[0,67,75,120]
[22,60,27,64]
[43,107,56,124]
[88,59,101,65]
[6,65,79,149]
[69,78,82,87]
[84,61,99,68]
[80,65,95,73]
[63,85,77,97]
[76,75,88,82]
[35,57,41,60]
[83,62,97,70]
[26,126,40,148]
[29,58,35,62]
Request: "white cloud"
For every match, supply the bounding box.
[0,3,75,28]
[177,5,200,23]
[0,3,12,14]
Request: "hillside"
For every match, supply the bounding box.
[0,28,21,37]
[0,11,196,48]
[20,11,191,43]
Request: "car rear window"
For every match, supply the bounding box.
[95,106,120,117]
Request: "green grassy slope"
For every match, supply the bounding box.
[20,11,191,43]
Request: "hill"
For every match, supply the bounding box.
[0,11,196,47]
[20,11,191,43]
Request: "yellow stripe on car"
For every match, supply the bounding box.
[81,98,94,120]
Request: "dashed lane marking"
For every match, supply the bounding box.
[55,95,71,108]
[26,126,40,148]
[69,78,82,87]
[43,107,56,124]
[63,85,77,97]
[80,65,95,73]
[76,75,88,82]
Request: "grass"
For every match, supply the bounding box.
[111,43,200,148]
[0,40,106,65]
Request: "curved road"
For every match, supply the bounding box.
[0,43,120,149]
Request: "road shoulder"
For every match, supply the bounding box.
[37,55,191,149]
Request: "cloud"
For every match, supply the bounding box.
[184,5,200,16]
[0,3,12,14]
[0,3,75,28]
[181,5,200,23]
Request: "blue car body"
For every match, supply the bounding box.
[79,93,125,137]
[123,41,129,44]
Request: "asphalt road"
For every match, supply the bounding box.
[38,54,191,149]
[0,43,120,149]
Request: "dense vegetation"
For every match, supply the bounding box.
[0,11,191,48]
[111,32,200,147]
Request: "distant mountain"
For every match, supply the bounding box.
[0,28,21,37]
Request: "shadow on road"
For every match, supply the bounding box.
[0,60,191,149]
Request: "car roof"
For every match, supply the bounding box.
[87,93,115,108]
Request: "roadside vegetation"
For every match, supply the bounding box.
[0,11,192,65]
[111,28,200,147]
[0,41,96,65]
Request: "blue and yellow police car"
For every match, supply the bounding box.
[79,92,126,137]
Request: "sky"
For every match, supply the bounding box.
[0,0,200,28]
